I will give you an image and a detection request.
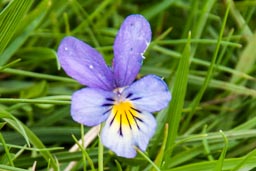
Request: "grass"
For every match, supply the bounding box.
[1,0,256,170]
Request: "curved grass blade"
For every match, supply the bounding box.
[163,32,191,163]
[0,0,33,57]
[213,130,229,171]
[0,109,58,170]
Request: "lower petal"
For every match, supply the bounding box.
[133,111,156,151]
[101,108,156,158]
[71,88,114,126]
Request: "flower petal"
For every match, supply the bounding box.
[101,104,156,158]
[113,14,151,87]
[57,36,114,90]
[71,88,114,126]
[123,75,171,113]
[133,111,156,151]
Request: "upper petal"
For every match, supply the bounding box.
[57,36,114,90]
[113,14,151,87]
[71,87,114,126]
[123,75,171,113]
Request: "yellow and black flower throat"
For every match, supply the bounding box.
[102,93,143,137]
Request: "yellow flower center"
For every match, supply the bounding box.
[110,101,142,135]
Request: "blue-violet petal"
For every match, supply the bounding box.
[57,36,114,90]
[123,75,171,113]
[113,14,151,87]
[71,88,114,126]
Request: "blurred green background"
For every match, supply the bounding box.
[1,0,256,170]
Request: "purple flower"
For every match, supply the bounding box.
[57,14,171,158]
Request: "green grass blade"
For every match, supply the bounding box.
[0,1,50,66]
[231,149,256,171]
[0,165,30,171]
[229,0,252,37]
[142,0,175,19]
[0,0,33,56]
[114,160,123,171]
[0,109,31,147]
[202,126,214,161]
[213,131,229,171]
[182,1,231,132]
[162,157,256,171]
[1,68,76,83]
[150,45,254,81]
[0,133,14,166]
[188,75,256,97]
[136,148,161,171]
[0,109,58,170]
[153,124,168,169]
[230,32,256,83]
[190,0,216,57]
[163,32,191,162]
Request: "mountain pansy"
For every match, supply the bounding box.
[57,14,171,158]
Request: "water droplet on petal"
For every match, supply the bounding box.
[64,47,68,51]
[89,65,94,69]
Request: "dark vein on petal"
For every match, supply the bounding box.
[102,103,113,107]
[130,107,141,113]
[119,114,123,136]
[102,108,111,115]
[129,108,143,122]
[130,97,142,101]
[133,116,140,130]
[110,111,117,126]
[128,110,141,130]
[135,116,143,123]
[106,97,114,101]
[126,93,133,99]
[125,111,132,130]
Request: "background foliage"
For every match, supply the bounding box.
[1,0,256,170]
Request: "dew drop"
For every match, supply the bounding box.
[89,65,94,69]
[64,47,68,51]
